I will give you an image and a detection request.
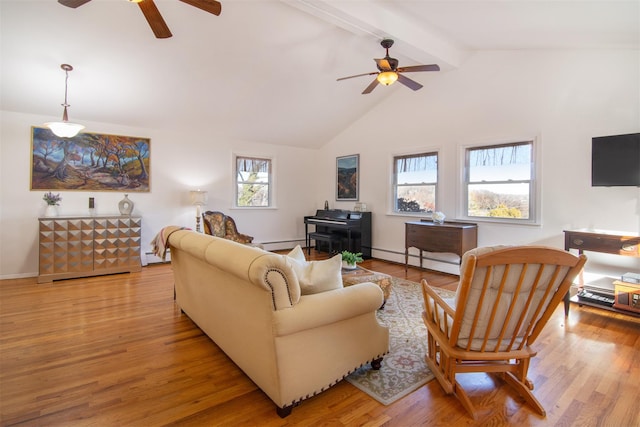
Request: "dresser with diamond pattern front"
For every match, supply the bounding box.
[38,216,142,283]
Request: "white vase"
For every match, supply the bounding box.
[118,194,134,216]
[432,211,446,224]
[44,205,58,217]
[342,261,357,270]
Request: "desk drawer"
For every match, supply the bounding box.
[565,233,640,256]
[406,227,461,253]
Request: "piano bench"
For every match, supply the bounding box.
[308,232,341,254]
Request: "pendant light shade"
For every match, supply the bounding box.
[44,64,85,138]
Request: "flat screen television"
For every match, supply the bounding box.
[591,133,640,187]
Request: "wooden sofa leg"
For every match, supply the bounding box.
[371,357,383,370]
[276,405,293,418]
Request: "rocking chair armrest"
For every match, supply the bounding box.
[422,281,456,317]
[421,280,456,338]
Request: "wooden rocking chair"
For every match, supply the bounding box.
[421,246,587,419]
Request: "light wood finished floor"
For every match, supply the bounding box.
[1,251,639,426]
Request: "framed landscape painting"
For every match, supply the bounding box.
[30,127,150,192]
[336,154,359,201]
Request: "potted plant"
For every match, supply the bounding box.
[341,250,363,270]
[43,192,62,217]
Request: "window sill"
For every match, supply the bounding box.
[456,216,542,227]
[230,206,278,210]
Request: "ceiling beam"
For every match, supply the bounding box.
[282,0,470,70]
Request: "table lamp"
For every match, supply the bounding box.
[189,190,208,232]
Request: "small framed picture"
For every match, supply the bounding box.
[336,154,359,201]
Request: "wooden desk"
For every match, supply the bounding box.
[563,229,640,316]
[405,220,478,271]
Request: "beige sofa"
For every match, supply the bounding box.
[167,230,389,417]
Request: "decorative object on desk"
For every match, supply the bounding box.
[89,197,95,216]
[324,200,329,209]
[432,211,445,224]
[190,190,208,232]
[336,154,359,201]
[43,192,61,217]
[30,127,150,192]
[341,250,363,270]
[118,194,134,216]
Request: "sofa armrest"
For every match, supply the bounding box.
[272,282,383,336]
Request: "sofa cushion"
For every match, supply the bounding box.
[286,246,343,295]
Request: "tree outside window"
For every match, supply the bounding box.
[393,152,438,213]
[465,141,533,220]
[236,156,271,207]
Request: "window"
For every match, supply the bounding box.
[393,152,438,213]
[235,156,271,207]
[464,141,534,220]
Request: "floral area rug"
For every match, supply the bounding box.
[345,277,455,405]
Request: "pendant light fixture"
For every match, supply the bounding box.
[44,64,85,138]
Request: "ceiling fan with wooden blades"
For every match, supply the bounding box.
[337,39,440,94]
[58,0,222,39]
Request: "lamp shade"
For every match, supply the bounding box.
[190,190,208,206]
[44,121,85,138]
[377,71,398,86]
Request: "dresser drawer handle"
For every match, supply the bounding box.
[573,239,584,246]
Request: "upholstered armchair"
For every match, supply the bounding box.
[202,211,254,244]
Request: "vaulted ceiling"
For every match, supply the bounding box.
[1,0,638,148]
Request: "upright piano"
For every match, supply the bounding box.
[304,209,372,258]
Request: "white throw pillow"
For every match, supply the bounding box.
[286,246,343,295]
[287,245,306,263]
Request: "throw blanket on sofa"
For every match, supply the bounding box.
[151,225,189,261]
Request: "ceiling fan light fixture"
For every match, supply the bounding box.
[377,71,398,86]
[44,64,85,138]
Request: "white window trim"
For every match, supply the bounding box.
[232,153,277,209]
[456,136,542,226]
[387,147,442,217]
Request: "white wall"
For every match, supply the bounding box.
[2,49,639,279]
[0,112,320,278]
[321,49,640,275]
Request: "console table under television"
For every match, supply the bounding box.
[563,228,640,317]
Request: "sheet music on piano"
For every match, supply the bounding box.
[304,209,371,258]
